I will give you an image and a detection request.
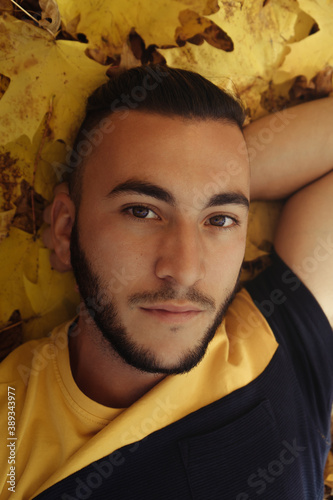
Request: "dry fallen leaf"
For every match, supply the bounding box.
[0,73,10,99]
[0,206,15,240]
[22,247,79,341]
[0,13,107,145]
[274,0,333,85]
[39,0,61,34]
[289,66,333,101]
[0,0,12,13]
[12,179,47,234]
[159,0,321,119]
[0,309,22,361]
[175,9,233,51]
[56,0,218,64]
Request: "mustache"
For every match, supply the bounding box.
[128,287,216,311]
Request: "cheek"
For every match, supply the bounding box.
[82,223,156,291]
[205,234,246,285]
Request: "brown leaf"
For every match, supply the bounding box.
[86,47,118,66]
[6,0,60,34]
[7,0,41,25]
[128,29,166,65]
[0,206,16,241]
[203,23,234,51]
[176,9,233,51]
[289,67,333,101]
[241,254,273,281]
[58,13,86,42]
[0,0,13,14]
[105,30,165,77]
[39,0,61,34]
[0,310,22,361]
[202,0,219,16]
[129,28,145,61]
[12,179,47,234]
[0,150,21,211]
[0,74,10,100]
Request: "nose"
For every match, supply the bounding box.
[155,222,205,288]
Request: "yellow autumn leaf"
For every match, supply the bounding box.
[0,227,36,326]
[0,13,107,145]
[274,0,333,84]
[0,135,35,212]
[35,137,68,202]
[57,0,216,61]
[0,206,15,240]
[245,200,283,261]
[159,0,316,118]
[22,247,78,341]
[0,112,66,215]
[0,223,78,341]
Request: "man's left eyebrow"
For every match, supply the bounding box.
[205,192,249,210]
[106,179,176,205]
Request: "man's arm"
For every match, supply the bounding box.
[244,97,333,200]
[244,98,333,327]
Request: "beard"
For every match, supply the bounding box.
[70,220,241,375]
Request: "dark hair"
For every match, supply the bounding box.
[68,64,245,207]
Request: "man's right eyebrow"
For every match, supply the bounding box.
[105,179,176,205]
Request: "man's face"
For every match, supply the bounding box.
[70,111,250,374]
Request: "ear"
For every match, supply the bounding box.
[51,192,76,271]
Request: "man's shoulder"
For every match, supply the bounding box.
[242,253,333,405]
[243,251,333,344]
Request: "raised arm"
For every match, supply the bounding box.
[244,97,333,201]
[244,98,333,327]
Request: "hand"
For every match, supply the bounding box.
[42,182,72,272]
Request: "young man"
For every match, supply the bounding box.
[1,65,332,499]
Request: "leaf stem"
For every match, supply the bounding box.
[0,320,23,334]
[10,0,39,25]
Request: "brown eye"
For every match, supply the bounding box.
[131,206,150,218]
[208,215,236,228]
[126,206,159,219]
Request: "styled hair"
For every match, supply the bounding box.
[68,64,245,207]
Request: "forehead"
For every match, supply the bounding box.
[81,111,250,203]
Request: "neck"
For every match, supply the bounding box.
[68,315,166,408]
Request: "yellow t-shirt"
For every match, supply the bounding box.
[0,289,278,500]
